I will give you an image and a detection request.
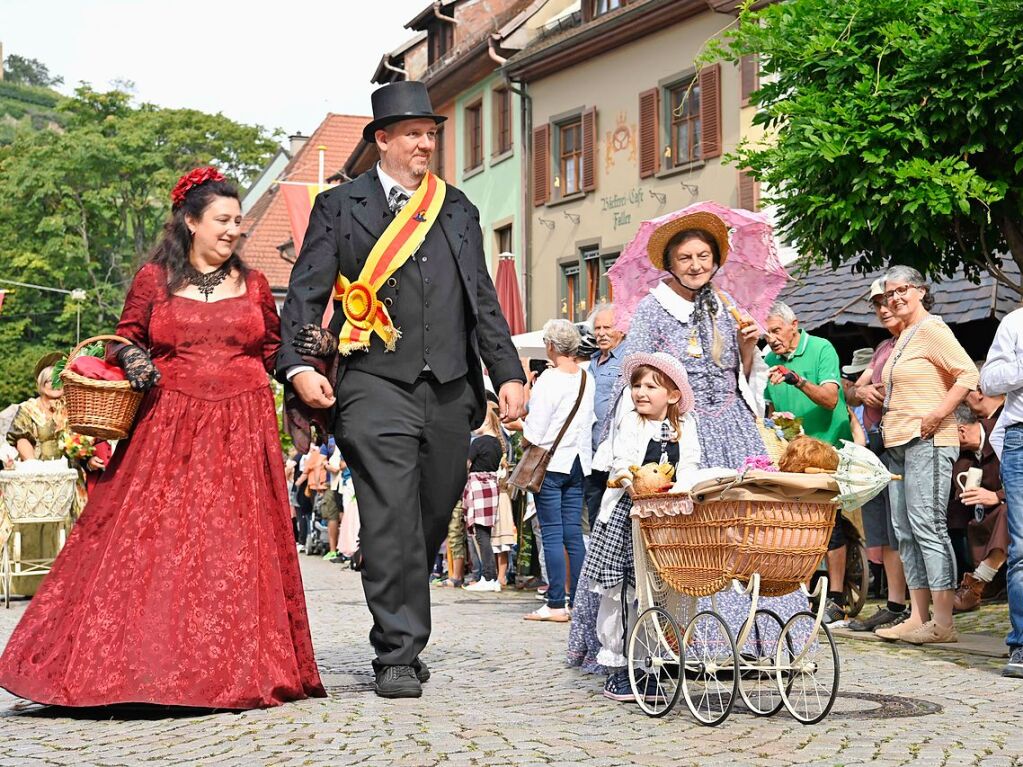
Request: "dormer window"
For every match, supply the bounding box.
[428,15,455,64]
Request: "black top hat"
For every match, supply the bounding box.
[363,81,446,144]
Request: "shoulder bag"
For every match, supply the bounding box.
[507,372,587,496]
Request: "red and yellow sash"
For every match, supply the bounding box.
[333,172,446,354]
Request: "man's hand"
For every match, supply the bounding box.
[857,382,885,409]
[292,370,336,409]
[498,381,526,422]
[768,365,802,387]
[961,486,1000,508]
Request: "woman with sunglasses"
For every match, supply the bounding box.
[875,265,978,644]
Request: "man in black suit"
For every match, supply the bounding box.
[277,81,526,698]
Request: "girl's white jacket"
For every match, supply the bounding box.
[592,396,700,525]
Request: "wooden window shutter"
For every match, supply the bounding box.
[699,63,722,160]
[740,55,758,106]
[738,168,758,211]
[638,88,659,179]
[581,107,597,193]
[532,123,550,207]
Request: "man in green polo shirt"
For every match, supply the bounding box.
[764,300,853,625]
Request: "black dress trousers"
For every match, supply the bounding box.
[336,369,474,667]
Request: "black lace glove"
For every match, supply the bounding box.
[294,324,338,357]
[116,344,161,392]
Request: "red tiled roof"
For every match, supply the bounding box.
[240,114,369,292]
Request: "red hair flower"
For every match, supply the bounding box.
[171,166,226,209]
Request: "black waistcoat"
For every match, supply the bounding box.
[333,174,469,386]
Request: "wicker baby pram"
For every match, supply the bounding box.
[626,471,842,726]
[632,471,838,597]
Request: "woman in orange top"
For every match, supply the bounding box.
[876,265,978,645]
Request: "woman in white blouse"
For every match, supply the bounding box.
[522,320,595,622]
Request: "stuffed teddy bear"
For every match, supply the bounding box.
[627,462,676,494]
[777,435,839,474]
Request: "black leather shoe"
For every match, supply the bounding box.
[412,658,430,684]
[374,665,422,699]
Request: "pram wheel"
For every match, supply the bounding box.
[681,610,738,727]
[628,607,683,718]
[737,609,788,717]
[777,611,840,724]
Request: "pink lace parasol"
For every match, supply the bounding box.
[608,201,790,332]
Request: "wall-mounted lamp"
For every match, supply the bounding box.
[538,217,556,230]
[563,211,580,224]
[553,175,561,189]
[649,190,667,205]
[680,182,699,196]
[663,146,672,159]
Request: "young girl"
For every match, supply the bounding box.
[582,352,700,701]
[462,401,508,593]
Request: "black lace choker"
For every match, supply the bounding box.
[184,262,231,301]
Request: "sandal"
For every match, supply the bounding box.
[433,578,463,588]
[523,605,570,623]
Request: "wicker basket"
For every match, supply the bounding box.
[60,334,143,441]
[634,484,837,598]
[0,469,78,522]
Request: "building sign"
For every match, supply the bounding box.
[605,111,637,173]
[601,187,646,230]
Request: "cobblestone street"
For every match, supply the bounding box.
[1,556,1022,767]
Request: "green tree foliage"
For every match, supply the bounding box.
[0,84,279,406]
[707,0,1023,291]
[2,54,63,88]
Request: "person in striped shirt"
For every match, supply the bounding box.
[874,265,978,645]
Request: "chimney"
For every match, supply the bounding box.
[289,133,309,155]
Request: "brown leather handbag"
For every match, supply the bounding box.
[508,372,587,496]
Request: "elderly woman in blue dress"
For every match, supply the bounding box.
[600,210,806,649]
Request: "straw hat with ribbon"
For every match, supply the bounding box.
[646,210,731,271]
[621,351,696,417]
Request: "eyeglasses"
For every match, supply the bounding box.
[882,284,920,303]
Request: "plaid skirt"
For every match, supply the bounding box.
[581,493,634,589]
[462,471,499,529]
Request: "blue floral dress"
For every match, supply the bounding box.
[602,284,807,648]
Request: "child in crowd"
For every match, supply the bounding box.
[462,401,509,592]
[582,352,700,701]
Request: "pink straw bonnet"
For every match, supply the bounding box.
[621,352,695,416]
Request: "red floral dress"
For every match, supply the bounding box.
[0,263,325,709]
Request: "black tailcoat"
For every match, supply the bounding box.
[277,168,523,667]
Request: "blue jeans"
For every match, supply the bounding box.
[1000,424,1023,648]
[887,438,958,591]
[535,457,586,609]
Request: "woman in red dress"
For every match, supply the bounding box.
[0,167,325,709]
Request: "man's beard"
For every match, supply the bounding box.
[397,153,430,182]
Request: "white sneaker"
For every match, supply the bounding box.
[463,578,500,593]
[296,543,305,554]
